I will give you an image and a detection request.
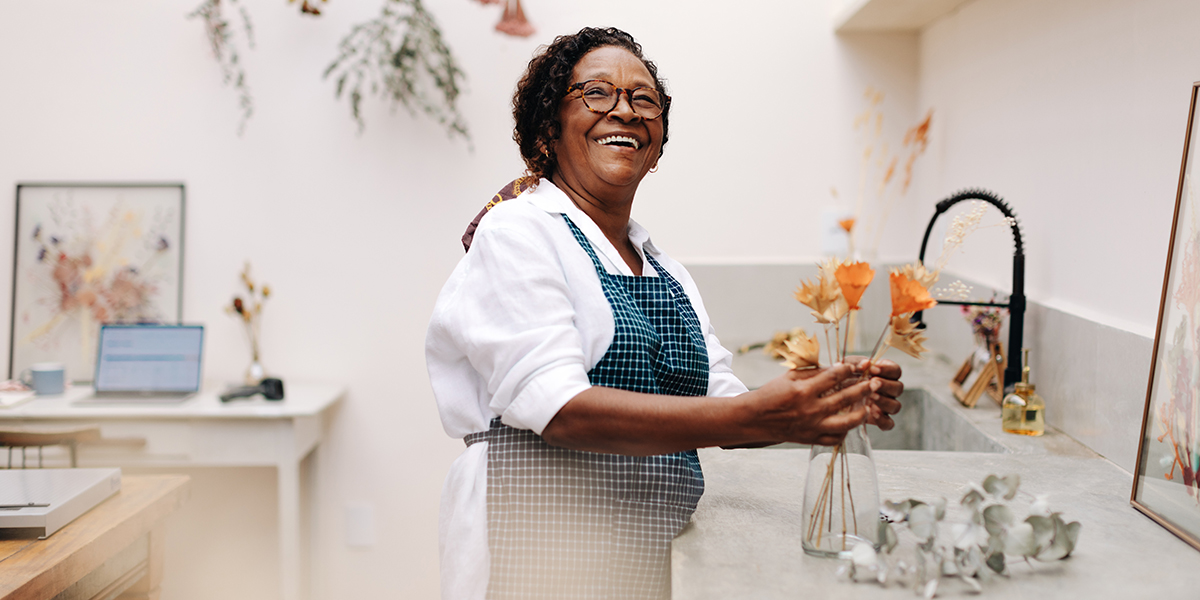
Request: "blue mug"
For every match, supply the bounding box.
[20,363,66,395]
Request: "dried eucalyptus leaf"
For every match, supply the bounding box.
[1000,474,1020,500]
[923,577,939,599]
[911,504,937,540]
[960,546,984,577]
[1036,534,1071,561]
[1036,515,1080,561]
[983,474,1021,500]
[1005,522,1037,557]
[932,497,947,521]
[985,550,1007,574]
[851,541,878,569]
[943,551,961,576]
[983,504,1013,535]
[955,522,989,550]
[1063,520,1082,553]
[882,499,913,522]
[880,520,899,553]
[963,574,983,592]
[961,484,986,510]
[1026,515,1055,551]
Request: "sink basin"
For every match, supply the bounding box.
[731,352,1006,453]
[761,390,1006,452]
[868,388,1006,452]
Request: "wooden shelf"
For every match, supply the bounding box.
[833,0,973,33]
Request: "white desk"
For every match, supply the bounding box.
[0,383,344,600]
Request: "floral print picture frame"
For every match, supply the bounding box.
[9,183,185,383]
[1133,82,1200,552]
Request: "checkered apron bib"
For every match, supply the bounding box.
[464,216,709,600]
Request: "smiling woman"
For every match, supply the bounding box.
[425,26,906,600]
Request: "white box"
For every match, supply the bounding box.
[0,468,122,538]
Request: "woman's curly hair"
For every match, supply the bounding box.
[512,27,669,181]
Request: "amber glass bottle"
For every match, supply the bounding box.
[1002,348,1045,436]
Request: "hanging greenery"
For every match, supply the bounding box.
[190,0,480,141]
[188,0,255,134]
[324,0,469,142]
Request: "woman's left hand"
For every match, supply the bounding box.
[843,356,903,431]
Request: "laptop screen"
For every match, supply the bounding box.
[93,325,204,393]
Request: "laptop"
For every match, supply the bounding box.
[75,324,204,404]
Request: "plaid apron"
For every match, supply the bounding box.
[464,215,709,600]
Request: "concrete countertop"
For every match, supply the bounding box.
[672,449,1200,598]
[673,355,1200,598]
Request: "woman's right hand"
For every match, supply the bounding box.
[741,363,873,447]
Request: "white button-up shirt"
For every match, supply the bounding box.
[425,179,747,600]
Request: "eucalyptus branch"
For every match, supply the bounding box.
[325,0,470,143]
[840,474,1082,596]
[188,0,254,134]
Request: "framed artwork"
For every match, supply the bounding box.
[1132,82,1200,552]
[9,183,185,383]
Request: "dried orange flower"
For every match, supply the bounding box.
[901,110,933,194]
[838,218,856,233]
[762,329,796,359]
[900,261,939,289]
[795,259,848,324]
[769,328,820,369]
[889,269,937,316]
[887,314,930,358]
[834,261,874,310]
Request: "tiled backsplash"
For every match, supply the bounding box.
[687,263,1153,474]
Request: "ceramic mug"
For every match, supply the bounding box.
[20,362,66,395]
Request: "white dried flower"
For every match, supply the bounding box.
[934,280,971,300]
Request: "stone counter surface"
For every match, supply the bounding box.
[671,448,1200,598]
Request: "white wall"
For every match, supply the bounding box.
[5,0,1190,597]
[0,1,914,598]
[916,0,1200,339]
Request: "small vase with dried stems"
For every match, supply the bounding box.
[772,260,938,558]
[227,262,270,385]
[801,396,881,557]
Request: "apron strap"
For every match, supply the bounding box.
[464,417,501,447]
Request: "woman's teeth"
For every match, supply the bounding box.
[597,136,640,150]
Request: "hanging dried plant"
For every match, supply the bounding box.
[188,0,255,134]
[324,0,470,141]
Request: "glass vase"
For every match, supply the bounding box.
[801,422,880,557]
[245,359,265,386]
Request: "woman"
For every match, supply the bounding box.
[426,27,903,600]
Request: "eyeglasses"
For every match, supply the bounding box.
[565,79,669,120]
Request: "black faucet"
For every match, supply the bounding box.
[914,189,1025,390]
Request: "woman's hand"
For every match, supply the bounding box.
[744,363,875,447]
[842,356,904,431]
[541,360,902,455]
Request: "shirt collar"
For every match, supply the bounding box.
[525,179,660,276]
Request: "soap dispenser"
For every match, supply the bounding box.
[1002,348,1045,436]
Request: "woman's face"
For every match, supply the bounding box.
[552,46,664,202]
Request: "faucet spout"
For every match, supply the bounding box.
[915,189,1025,390]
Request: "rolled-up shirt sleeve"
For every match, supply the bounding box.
[429,217,595,436]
